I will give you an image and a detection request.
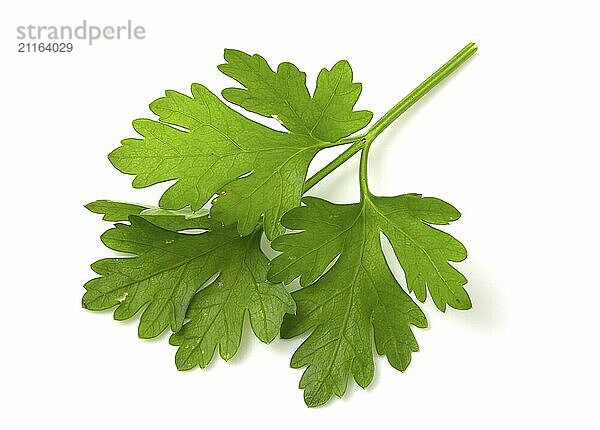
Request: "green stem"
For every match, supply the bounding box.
[364,42,477,143]
[359,42,477,197]
[305,42,477,194]
[359,140,370,200]
[303,137,365,193]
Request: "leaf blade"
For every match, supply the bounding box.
[271,195,465,405]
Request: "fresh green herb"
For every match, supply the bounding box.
[84,201,294,360]
[84,43,476,406]
[270,193,468,406]
[108,51,372,239]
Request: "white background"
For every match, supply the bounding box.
[1,0,598,428]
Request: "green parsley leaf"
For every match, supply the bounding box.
[268,194,468,406]
[83,201,295,361]
[108,51,372,239]
[219,49,372,142]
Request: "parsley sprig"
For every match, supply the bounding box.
[84,42,477,406]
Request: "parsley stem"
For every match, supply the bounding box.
[305,42,477,195]
[360,42,477,197]
[364,42,477,143]
[303,137,365,192]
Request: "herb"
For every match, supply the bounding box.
[108,50,371,239]
[270,193,468,405]
[84,201,294,360]
[84,43,476,406]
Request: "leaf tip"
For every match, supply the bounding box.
[84,200,103,214]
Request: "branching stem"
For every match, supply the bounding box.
[304,42,478,195]
[302,137,366,192]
